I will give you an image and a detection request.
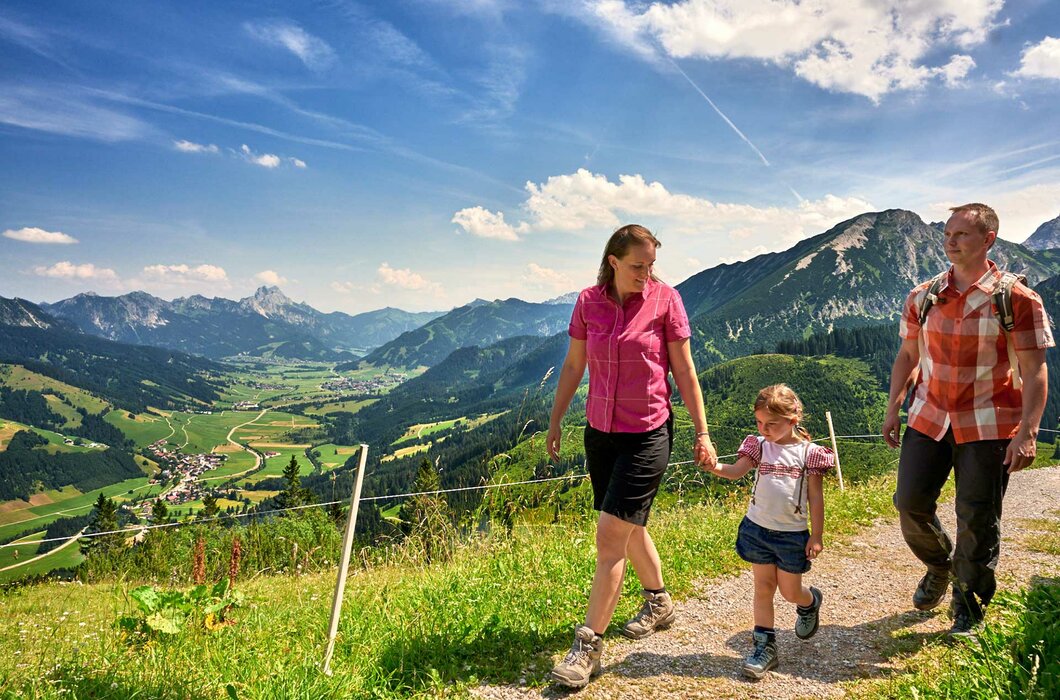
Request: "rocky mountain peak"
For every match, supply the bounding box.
[1023,213,1060,251]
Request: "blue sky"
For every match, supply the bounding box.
[2,0,1059,313]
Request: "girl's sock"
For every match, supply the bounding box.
[645,587,666,595]
[753,625,776,640]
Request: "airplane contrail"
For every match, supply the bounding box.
[669,59,771,168]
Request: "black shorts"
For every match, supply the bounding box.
[584,415,673,527]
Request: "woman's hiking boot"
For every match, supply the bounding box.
[794,586,823,640]
[913,569,949,611]
[621,590,676,639]
[741,630,778,680]
[551,625,603,689]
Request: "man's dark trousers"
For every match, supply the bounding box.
[893,426,1011,614]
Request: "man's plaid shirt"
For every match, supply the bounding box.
[899,261,1055,444]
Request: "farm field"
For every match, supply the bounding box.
[0,364,110,416]
[392,411,507,446]
[303,398,377,416]
[0,475,155,543]
[310,443,363,470]
[0,419,113,455]
[103,409,175,446]
[0,531,84,584]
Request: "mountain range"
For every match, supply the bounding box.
[674,209,1060,362]
[41,287,441,361]
[1024,213,1060,251]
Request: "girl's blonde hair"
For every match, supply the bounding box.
[754,384,812,441]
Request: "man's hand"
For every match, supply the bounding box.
[1003,430,1037,473]
[882,411,903,449]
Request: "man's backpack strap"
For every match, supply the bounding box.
[918,272,949,327]
[916,272,949,383]
[993,272,1027,390]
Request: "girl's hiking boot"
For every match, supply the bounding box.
[551,625,603,689]
[913,569,949,611]
[742,630,778,680]
[621,590,676,639]
[795,586,823,639]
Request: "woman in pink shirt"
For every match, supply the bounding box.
[547,224,717,689]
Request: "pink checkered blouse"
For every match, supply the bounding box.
[568,280,691,434]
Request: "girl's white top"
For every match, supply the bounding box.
[738,435,835,532]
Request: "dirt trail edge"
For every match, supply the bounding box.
[474,465,1060,700]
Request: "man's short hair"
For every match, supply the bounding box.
[950,202,999,235]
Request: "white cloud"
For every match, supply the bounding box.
[255,270,287,286]
[240,144,281,168]
[244,20,336,70]
[719,245,771,265]
[1014,36,1060,80]
[330,281,357,294]
[0,86,152,142]
[928,182,1060,242]
[3,226,77,244]
[936,55,977,88]
[174,139,219,154]
[451,206,528,241]
[377,262,442,294]
[32,261,117,281]
[583,0,1002,102]
[454,168,873,258]
[142,263,229,284]
[290,157,307,168]
[523,263,573,293]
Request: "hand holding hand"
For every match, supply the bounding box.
[694,433,717,470]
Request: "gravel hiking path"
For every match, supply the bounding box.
[473,465,1060,699]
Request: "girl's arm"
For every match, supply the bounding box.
[806,473,825,559]
[710,455,756,480]
[668,338,717,468]
[546,339,587,462]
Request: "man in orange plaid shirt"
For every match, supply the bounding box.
[882,203,1053,638]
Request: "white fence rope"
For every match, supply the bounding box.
[3,426,1053,551]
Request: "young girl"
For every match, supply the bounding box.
[707,384,833,679]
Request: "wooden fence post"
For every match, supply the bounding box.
[825,411,845,491]
[322,443,369,675]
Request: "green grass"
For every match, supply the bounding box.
[0,441,910,699]
[304,398,377,417]
[853,579,1060,699]
[0,477,154,543]
[0,364,110,416]
[104,409,175,447]
[0,534,84,584]
[1022,508,1060,556]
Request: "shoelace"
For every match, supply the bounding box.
[563,640,592,665]
[750,639,771,663]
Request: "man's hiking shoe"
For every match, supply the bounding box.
[913,570,949,611]
[947,601,983,641]
[551,625,603,689]
[795,586,823,640]
[621,590,676,639]
[742,630,778,680]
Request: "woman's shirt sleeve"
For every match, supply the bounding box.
[568,291,587,340]
[665,289,692,342]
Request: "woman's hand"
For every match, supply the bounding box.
[806,534,824,560]
[694,433,717,470]
[546,424,562,462]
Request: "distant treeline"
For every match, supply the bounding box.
[776,323,900,387]
[0,325,222,413]
[0,430,143,501]
[0,387,131,447]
